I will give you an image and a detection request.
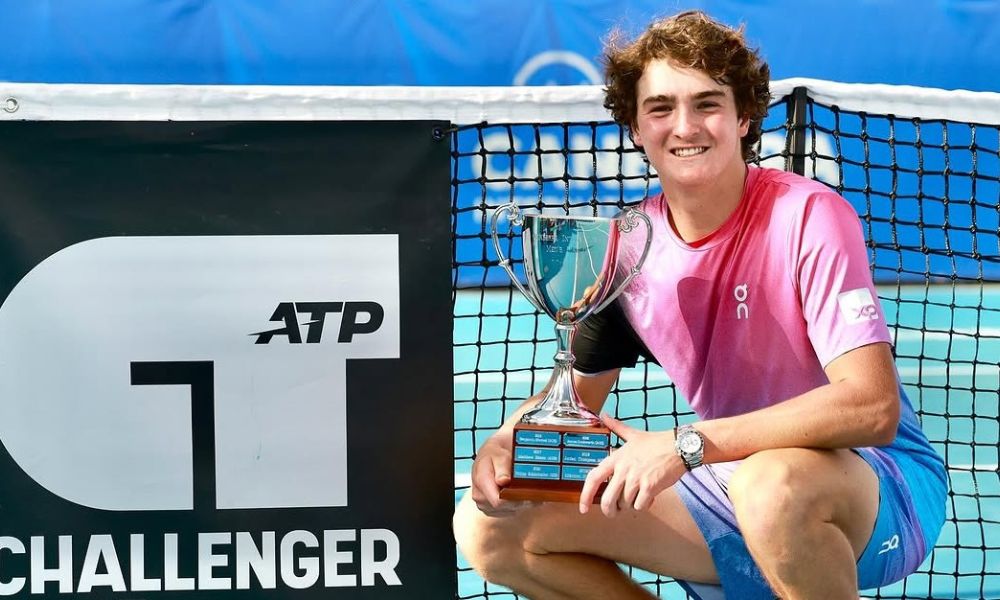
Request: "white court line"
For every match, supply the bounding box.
[461,329,1000,344]
[945,464,1000,471]
[893,328,1000,342]
[453,465,998,489]
[895,365,1000,377]
[454,371,673,385]
[455,364,999,386]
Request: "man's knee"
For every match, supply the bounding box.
[453,493,531,585]
[728,450,830,547]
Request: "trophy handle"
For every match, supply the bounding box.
[590,206,653,314]
[490,203,548,314]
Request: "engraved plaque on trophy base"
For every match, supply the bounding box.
[500,422,611,503]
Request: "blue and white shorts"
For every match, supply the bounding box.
[671,449,946,599]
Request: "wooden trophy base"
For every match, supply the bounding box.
[499,422,611,503]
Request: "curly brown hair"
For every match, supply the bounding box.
[603,10,771,161]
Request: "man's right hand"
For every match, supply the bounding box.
[470,430,536,517]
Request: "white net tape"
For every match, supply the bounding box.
[2,78,999,125]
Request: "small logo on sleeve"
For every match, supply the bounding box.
[837,288,880,324]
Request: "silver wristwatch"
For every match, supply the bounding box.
[674,425,705,470]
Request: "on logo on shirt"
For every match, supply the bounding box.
[837,288,880,324]
[734,284,749,320]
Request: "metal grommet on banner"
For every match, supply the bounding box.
[431,124,458,142]
[2,97,18,114]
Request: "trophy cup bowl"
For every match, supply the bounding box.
[490,204,652,502]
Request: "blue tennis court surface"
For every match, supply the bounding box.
[453,284,1000,599]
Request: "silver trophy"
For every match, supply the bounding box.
[490,204,651,501]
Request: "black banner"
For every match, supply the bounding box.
[0,121,455,598]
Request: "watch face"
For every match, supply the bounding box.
[679,432,702,453]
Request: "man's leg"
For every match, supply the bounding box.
[454,487,718,600]
[728,448,880,600]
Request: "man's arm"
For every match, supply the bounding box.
[580,342,900,514]
[697,341,900,462]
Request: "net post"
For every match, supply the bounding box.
[784,86,809,176]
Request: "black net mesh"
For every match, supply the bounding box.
[451,90,1000,599]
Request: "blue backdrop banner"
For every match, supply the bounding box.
[1,0,997,92]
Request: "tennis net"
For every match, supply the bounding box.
[451,80,1000,600]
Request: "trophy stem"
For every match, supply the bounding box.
[553,320,574,363]
[520,323,600,427]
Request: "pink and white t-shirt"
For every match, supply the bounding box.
[614,166,890,419]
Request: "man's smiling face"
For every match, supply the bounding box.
[631,59,750,192]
